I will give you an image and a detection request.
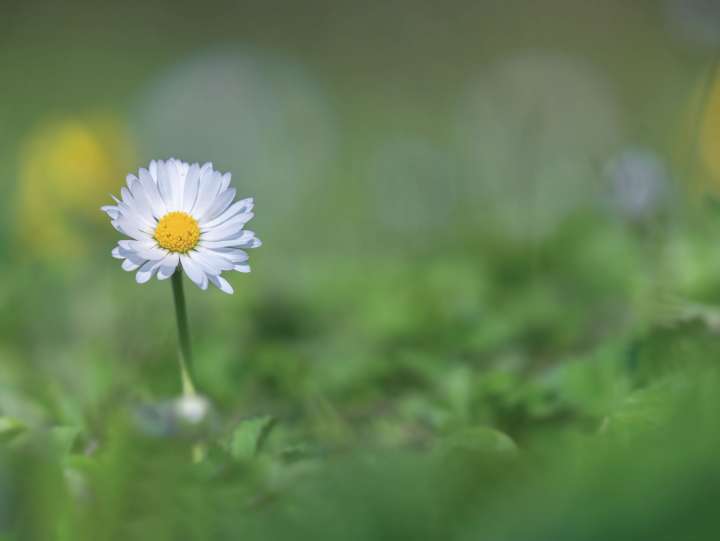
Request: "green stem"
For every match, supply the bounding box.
[171,270,197,396]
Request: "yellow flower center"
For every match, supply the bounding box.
[154,211,200,253]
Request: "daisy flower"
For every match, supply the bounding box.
[102,158,261,294]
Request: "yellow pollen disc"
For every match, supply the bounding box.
[154,211,200,253]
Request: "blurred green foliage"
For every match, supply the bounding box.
[3,212,720,540]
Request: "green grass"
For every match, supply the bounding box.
[2,211,720,540]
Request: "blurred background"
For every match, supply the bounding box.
[2,0,720,539]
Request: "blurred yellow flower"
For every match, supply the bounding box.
[17,114,135,261]
[700,71,720,190]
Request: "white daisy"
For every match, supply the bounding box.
[102,158,261,294]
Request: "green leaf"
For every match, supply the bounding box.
[0,417,25,443]
[50,426,80,456]
[439,427,518,457]
[599,383,674,442]
[229,416,275,461]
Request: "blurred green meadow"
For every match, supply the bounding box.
[3,0,720,539]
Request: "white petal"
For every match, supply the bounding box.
[200,217,248,241]
[200,198,253,229]
[116,211,154,234]
[114,245,138,259]
[149,160,158,181]
[191,168,222,219]
[167,159,186,210]
[120,186,134,205]
[181,163,201,213]
[136,246,167,261]
[118,239,155,251]
[128,177,156,225]
[199,188,235,223]
[199,230,261,249]
[156,253,180,280]
[122,257,144,271]
[176,160,190,177]
[190,248,234,274]
[136,259,161,284]
[208,247,249,263]
[139,168,167,218]
[113,218,153,241]
[208,274,234,294]
[219,172,232,193]
[102,205,120,219]
[115,196,153,226]
[187,252,220,276]
[234,264,251,273]
[126,174,138,190]
[201,212,253,235]
[156,160,175,210]
[180,254,207,289]
[118,240,166,261]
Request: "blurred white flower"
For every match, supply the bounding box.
[102,158,261,294]
[457,51,621,238]
[134,394,215,439]
[132,48,336,234]
[604,148,672,221]
[174,394,210,425]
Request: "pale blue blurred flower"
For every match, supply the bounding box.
[664,0,720,49]
[604,148,672,221]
